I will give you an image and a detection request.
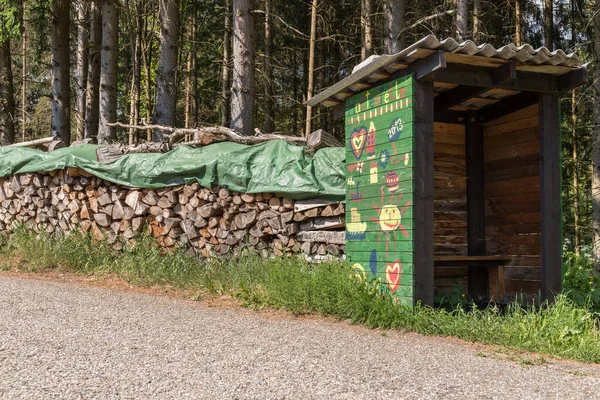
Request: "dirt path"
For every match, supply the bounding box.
[0,274,598,400]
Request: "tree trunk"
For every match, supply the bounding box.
[98,0,118,144]
[184,44,193,129]
[21,10,26,141]
[305,0,318,137]
[184,2,196,130]
[141,9,155,142]
[572,88,580,255]
[0,40,16,145]
[383,0,406,54]
[230,0,255,136]
[473,0,481,43]
[221,0,232,127]
[75,1,89,142]
[361,0,374,60]
[292,50,298,135]
[51,0,71,145]
[592,0,600,270]
[128,0,143,144]
[153,0,179,142]
[262,0,274,133]
[456,0,468,41]
[544,0,553,49]
[85,1,102,139]
[571,1,580,256]
[515,0,522,46]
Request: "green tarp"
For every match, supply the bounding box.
[0,141,345,200]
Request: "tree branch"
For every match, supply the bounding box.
[106,122,307,146]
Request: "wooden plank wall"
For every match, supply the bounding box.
[433,122,468,294]
[483,104,541,302]
[344,75,416,307]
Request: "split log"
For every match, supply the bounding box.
[294,199,336,213]
[296,230,345,245]
[306,129,343,151]
[299,216,344,231]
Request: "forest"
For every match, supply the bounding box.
[0,0,598,264]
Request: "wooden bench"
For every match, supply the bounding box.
[434,256,514,301]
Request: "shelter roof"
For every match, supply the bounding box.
[307,35,586,112]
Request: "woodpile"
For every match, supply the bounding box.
[0,170,346,259]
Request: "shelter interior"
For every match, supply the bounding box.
[308,37,587,305]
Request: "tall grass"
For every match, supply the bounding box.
[1,229,600,363]
[563,250,600,312]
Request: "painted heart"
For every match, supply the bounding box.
[350,127,367,160]
[386,261,402,293]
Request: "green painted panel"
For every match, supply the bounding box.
[395,296,414,308]
[345,74,415,307]
[346,230,413,243]
[346,150,413,172]
[345,75,413,117]
[346,137,413,165]
[347,250,414,265]
[350,261,414,276]
[347,184,414,204]
[347,240,413,252]
[346,207,414,230]
[345,166,413,197]
[350,260,414,299]
[345,109,414,138]
[348,261,415,280]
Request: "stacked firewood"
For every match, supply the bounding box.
[0,170,346,259]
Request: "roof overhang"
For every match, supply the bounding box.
[306,35,587,110]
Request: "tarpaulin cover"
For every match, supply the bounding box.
[0,141,346,200]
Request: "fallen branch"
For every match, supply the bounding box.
[5,137,66,151]
[5,137,54,147]
[96,142,172,163]
[107,122,307,146]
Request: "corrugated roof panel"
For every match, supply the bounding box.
[307,35,584,107]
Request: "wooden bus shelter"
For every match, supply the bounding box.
[307,36,587,307]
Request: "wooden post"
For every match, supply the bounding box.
[413,79,434,306]
[465,111,488,300]
[539,94,562,302]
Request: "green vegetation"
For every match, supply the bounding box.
[1,229,600,364]
[563,250,600,313]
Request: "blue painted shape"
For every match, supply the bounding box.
[369,249,377,276]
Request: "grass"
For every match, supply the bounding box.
[1,228,600,364]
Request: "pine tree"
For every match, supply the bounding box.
[51,0,70,144]
[230,0,255,136]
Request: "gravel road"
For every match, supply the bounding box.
[0,275,599,400]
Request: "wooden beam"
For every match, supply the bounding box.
[413,80,435,307]
[477,91,538,123]
[557,67,588,92]
[465,110,488,301]
[491,61,517,84]
[332,102,345,120]
[420,63,559,93]
[434,86,490,111]
[433,109,465,124]
[412,50,447,81]
[539,93,562,302]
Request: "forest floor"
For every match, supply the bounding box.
[1,271,599,400]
